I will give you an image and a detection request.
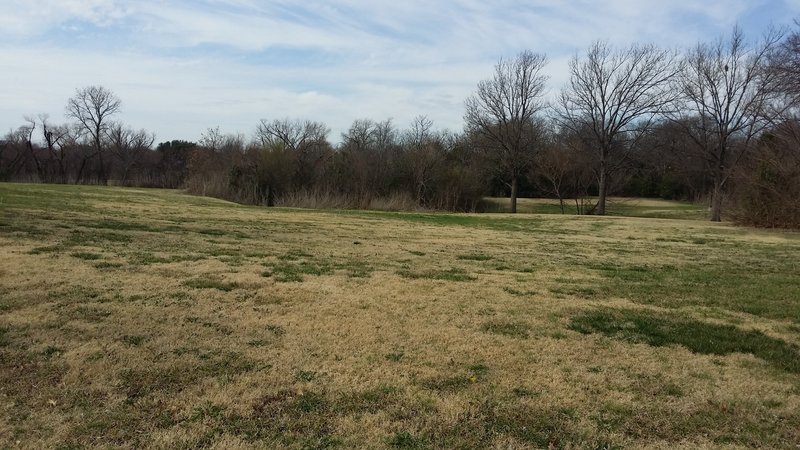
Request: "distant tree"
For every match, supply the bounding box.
[465,50,549,213]
[772,21,800,101]
[670,26,788,221]
[0,126,31,180]
[108,123,155,185]
[536,130,593,213]
[255,118,331,187]
[38,114,71,183]
[558,41,679,215]
[337,118,396,202]
[733,120,800,227]
[402,116,445,206]
[19,116,43,180]
[65,86,122,184]
[156,140,195,188]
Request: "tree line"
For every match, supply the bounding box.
[2,25,799,226]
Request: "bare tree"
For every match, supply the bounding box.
[772,21,800,101]
[108,123,155,185]
[403,115,444,205]
[0,125,34,180]
[65,86,122,184]
[671,26,787,221]
[19,116,44,180]
[39,114,69,183]
[255,118,331,186]
[558,41,679,215]
[465,50,549,213]
[255,118,329,152]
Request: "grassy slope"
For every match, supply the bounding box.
[1,183,799,449]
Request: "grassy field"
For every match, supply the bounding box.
[1,183,799,449]
[482,197,708,220]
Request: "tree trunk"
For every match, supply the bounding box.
[597,159,607,215]
[97,150,108,185]
[710,176,724,222]
[75,158,87,184]
[510,175,518,214]
[710,145,727,222]
[267,185,275,207]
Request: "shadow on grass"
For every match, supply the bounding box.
[571,308,800,373]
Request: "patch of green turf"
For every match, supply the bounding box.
[93,261,123,269]
[295,370,318,382]
[388,431,428,449]
[0,327,9,347]
[183,278,240,292]
[128,252,172,265]
[385,351,404,362]
[503,287,536,297]
[571,309,800,373]
[28,245,66,254]
[263,260,333,282]
[410,399,582,449]
[119,335,146,346]
[83,219,162,232]
[277,249,314,261]
[66,305,112,322]
[397,267,476,282]
[65,230,132,245]
[70,252,103,261]
[457,254,493,261]
[336,209,546,233]
[599,262,800,323]
[549,285,600,298]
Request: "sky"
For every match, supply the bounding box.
[1,0,799,144]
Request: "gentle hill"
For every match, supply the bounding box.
[1,183,799,449]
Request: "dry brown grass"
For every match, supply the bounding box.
[1,183,799,449]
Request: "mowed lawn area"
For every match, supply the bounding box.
[1,183,799,449]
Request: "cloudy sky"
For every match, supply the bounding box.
[1,0,798,143]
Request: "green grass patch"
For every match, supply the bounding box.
[262,260,333,282]
[457,254,493,261]
[70,252,103,261]
[119,335,146,346]
[503,287,536,297]
[388,431,427,449]
[385,351,405,362]
[571,309,800,373]
[294,370,318,382]
[128,252,172,265]
[420,374,472,392]
[65,230,132,245]
[277,249,313,261]
[0,327,9,347]
[337,209,546,233]
[93,261,123,269]
[397,267,476,282]
[599,262,800,323]
[183,278,240,292]
[28,245,66,254]
[549,285,600,298]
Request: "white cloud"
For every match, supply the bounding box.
[0,0,797,143]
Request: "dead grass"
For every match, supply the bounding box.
[1,183,799,449]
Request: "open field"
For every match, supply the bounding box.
[1,183,799,449]
[482,197,708,220]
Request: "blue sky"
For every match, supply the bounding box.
[1,0,798,143]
